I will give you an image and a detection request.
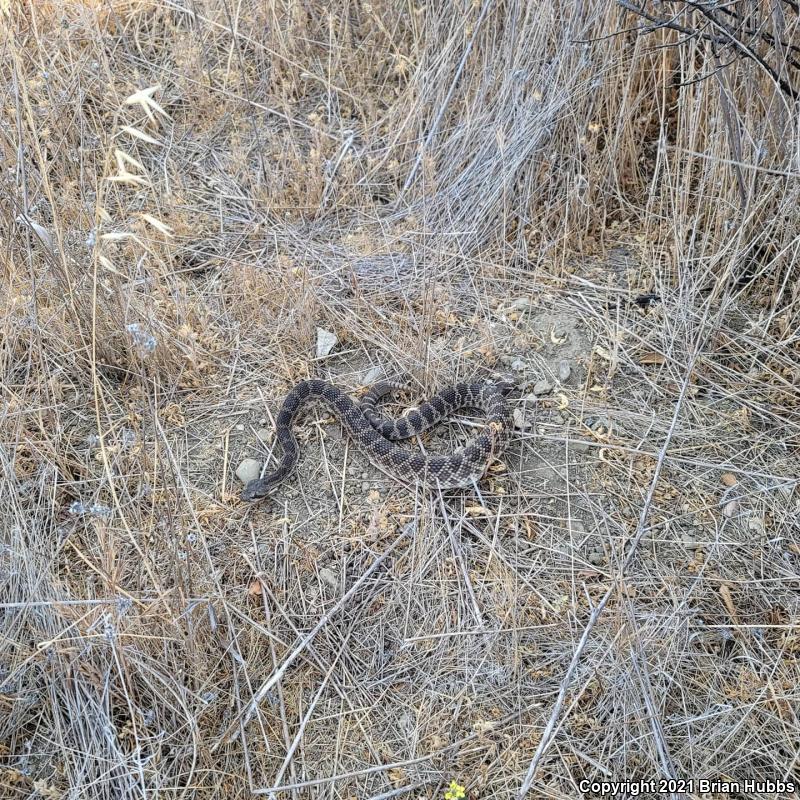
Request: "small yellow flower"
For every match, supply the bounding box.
[444,780,466,800]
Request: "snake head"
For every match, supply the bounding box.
[496,374,517,395]
[241,477,276,502]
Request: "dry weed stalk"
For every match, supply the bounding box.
[0,1,798,798]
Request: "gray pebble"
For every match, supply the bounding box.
[588,551,604,566]
[682,530,702,548]
[362,366,385,385]
[722,500,739,518]
[361,481,371,492]
[319,567,338,589]
[316,327,338,358]
[532,379,553,396]
[399,710,416,733]
[511,358,527,372]
[747,516,765,534]
[256,428,272,443]
[569,518,586,534]
[558,360,572,382]
[513,408,533,430]
[236,458,262,484]
[570,440,590,453]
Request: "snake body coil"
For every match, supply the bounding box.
[241,377,513,501]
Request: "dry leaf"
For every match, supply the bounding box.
[593,345,612,361]
[388,768,406,786]
[124,84,170,124]
[106,171,151,187]
[101,231,140,243]
[639,352,666,365]
[721,472,737,486]
[114,148,146,174]
[140,214,173,236]
[466,505,489,516]
[720,584,740,626]
[120,125,162,145]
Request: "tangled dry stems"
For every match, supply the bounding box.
[1,1,799,798]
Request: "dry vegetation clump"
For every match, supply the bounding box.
[1,1,799,798]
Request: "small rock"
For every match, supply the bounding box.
[570,440,590,453]
[747,515,765,534]
[256,428,272,443]
[558,360,571,382]
[682,531,702,548]
[509,297,532,312]
[721,472,737,487]
[319,568,338,589]
[399,710,416,732]
[361,365,385,385]
[316,327,338,358]
[722,500,739,518]
[532,379,553,396]
[236,459,262,484]
[513,408,533,430]
[588,550,604,566]
[235,423,245,431]
[361,481,371,492]
[510,358,527,372]
[499,355,515,366]
[569,518,586,534]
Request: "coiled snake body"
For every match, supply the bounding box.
[241,377,513,501]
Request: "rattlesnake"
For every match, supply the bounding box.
[241,377,514,501]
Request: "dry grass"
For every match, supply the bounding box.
[1,0,799,797]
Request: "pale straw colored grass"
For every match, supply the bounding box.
[1,1,798,798]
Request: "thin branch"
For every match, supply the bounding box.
[618,0,799,99]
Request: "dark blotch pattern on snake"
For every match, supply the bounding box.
[241,378,513,501]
